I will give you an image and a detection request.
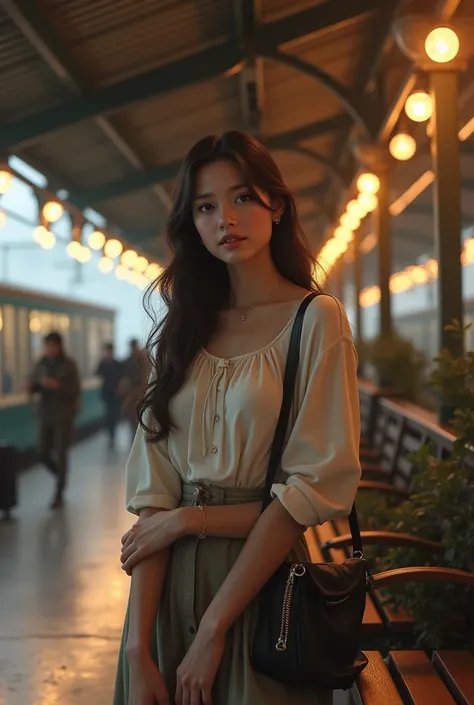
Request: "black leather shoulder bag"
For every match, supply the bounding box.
[251,292,369,691]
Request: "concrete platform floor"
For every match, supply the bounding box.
[0,428,349,705]
[0,428,134,705]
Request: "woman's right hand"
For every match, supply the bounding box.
[128,653,170,705]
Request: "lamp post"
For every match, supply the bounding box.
[393,16,473,359]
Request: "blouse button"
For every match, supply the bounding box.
[214,414,220,423]
[210,445,218,455]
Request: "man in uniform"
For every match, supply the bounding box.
[28,331,80,509]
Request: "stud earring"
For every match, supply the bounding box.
[274,216,281,224]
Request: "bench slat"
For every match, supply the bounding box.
[315,523,383,631]
[353,651,403,705]
[433,651,474,705]
[304,527,324,563]
[388,651,456,704]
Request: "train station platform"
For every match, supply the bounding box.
[0,428,133,705]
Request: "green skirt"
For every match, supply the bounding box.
[113,483,333,705]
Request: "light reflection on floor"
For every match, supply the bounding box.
[0,428,134,705]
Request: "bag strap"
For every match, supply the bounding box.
[262,292,364,559]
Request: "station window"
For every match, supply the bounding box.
[86,317,102,377]
[17,307,30,394]
[0,307,3,395]
[2,304,17,395]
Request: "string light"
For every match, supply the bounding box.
[425,26,460,64]
[98,256,114,273]
[389,133,417,161]
[42,201,64,223]
[0,170,13,194]
[356,172,380,195]
[121,249,138,267]
[104,238,123,259]
[88,230,106,250]
[67,241,82,259]
[405,91,433,122]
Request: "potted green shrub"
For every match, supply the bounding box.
[430,320,474,425]
[357,332,426,402]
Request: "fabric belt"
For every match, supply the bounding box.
[180,481,266,507]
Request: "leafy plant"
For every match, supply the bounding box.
[358,333,426,401]
[430,320,474,413]
[358,322,474,648]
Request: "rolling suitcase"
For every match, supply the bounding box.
[0,441,18,520]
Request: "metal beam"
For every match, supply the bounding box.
[256,0,381,51]
[282,146,349,188]
[0,42,242,151]
[0,1,381,151]
[262,49,378,136]
[234,0,264,138]
[1,0,172,211]
[74,114,348,206]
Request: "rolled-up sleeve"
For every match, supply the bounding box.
[125,422,182,515]
[271,325,361,528]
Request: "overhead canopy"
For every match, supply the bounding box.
[0,0,472,279]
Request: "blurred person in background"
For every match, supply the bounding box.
[28,331,81,509]
[120,338,150,442]
[96,342,123,451]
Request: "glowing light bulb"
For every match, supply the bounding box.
[88,230,106,250]
[33,225,48,243]
[358,192,377,213]
[40,230,56,249]
[145,263,163,280]
[104,238,123,259]
[98,256,114,273]
[0,170,13,194]
[425,26,460,64]
[42,201,64,223]
[340,212,361,231]
[134,256,149,273]
[389,133,417,161]
[67,241,82,259]
[76,246,92,263]
[115,265,129,281]
[405,91,433,122]
[121,249,138,267]
[356,172,380,195]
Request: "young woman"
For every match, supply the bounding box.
[114,131,361,705]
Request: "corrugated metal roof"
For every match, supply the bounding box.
[0,6,71,121]
[273,150,327,192]
[261,0,328,23]
[3,0,457,262]
[99,189,163,230]
[19,122,140,190]
[111,75,242,165]
[39,0,234,88]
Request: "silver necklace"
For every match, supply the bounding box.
[234,296,275,322]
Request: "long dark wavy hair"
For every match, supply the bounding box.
[138,130,323,441]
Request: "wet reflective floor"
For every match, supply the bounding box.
[0,428,134,705]
[0,429,349,705]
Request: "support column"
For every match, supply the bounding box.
[374,166,392,338]
[353,228,363,344]
[430,69,464,357]
[332,259,344,302]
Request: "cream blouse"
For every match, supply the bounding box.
[126,294,361,527]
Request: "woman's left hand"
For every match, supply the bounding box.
[120,510,181,574]
[175,625,226,705]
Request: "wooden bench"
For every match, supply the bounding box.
[306,514,474,647]
[354,649,474,705]
[356,391,467,505]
